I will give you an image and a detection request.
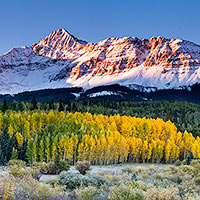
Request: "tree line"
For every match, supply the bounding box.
[1,98,200,137]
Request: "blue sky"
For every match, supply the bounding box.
[1,0,200,55]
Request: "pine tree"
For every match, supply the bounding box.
[58,99,64,112]
[0,129,12,164]
[18,140,28,161]
[31,96,38,110]
[2,99,8,112]
[49,99,55,110]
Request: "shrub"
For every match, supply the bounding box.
[122,167,134,174]
[127,180,147,192]
[182,159,187,165]
[8,159,26,167]
[190,159,200,166]
[75,160,90,175]
[32,160,70,175]
[56,160,70,172]
[9,166,31,178]
[74,185,98,200]
[59,173,97,190]
[178,165,194,175]
[89,174,110,187]
[0,176,67,200]
[47,162,60,175]
[31,162,48,174]
[9,165,40,179]
[174,160,182,166]
[135,166,146,174]
[148,165,159,173]
[195,174,200,185]
[109,184,144,200]
[145,187,181,200]
[103,174,122,185]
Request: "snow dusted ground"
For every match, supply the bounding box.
[69,163,169,174]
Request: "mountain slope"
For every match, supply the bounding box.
[0,28,200,94]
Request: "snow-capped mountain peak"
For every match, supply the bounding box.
[0,29,200,94]
[32,28,87,59]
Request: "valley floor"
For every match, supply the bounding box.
[0,161,199,200]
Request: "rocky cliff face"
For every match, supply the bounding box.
[0,28,200,94]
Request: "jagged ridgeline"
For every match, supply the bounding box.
[1,110,199,165]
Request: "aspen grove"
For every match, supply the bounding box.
[1,110,199,165]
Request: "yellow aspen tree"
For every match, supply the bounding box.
[119,136,129,162]
[24,121,31,139]
[16,132,23,147]
[8,124,14,137]
[142,140,149,162]
[191,140,200,158]
[157,140,165,162]
[147,143,153,161]
[165,140,172,162]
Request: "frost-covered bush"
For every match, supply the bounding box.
[8,159,26,167]
[148,165,159,173]
[9,165,40,179]
[190,159,200,166]
[59,173,97,190]
[56,160,70,172]
[31,162,48,174]
[135,166,147,174]
[59,173,110,191]
[75,160,90,175]
[145,187,181,200]
[103,174,122,185]
[32,160,70,175]
[178,165,194,175]
[174,160,182,166]
[46,161,61,175]
[90,174,110,187]
[0,176,67,200]
[74,185,99,200]
[127,180,147,191]
[109,184,144,200]
[122,167,134,174]
[182,159,187,165]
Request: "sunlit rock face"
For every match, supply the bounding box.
[0,28,200,94]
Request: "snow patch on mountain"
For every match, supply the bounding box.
[88,91,122,97]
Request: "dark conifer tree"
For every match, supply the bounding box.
[58,99,64,112]
[0,129,12,165]
[18,140,28,161]
[31,96,38,110]
[2,98,8,112]
[49,99,55,110]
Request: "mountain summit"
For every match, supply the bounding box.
[32,28,87,59]
[0,29,200,94]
